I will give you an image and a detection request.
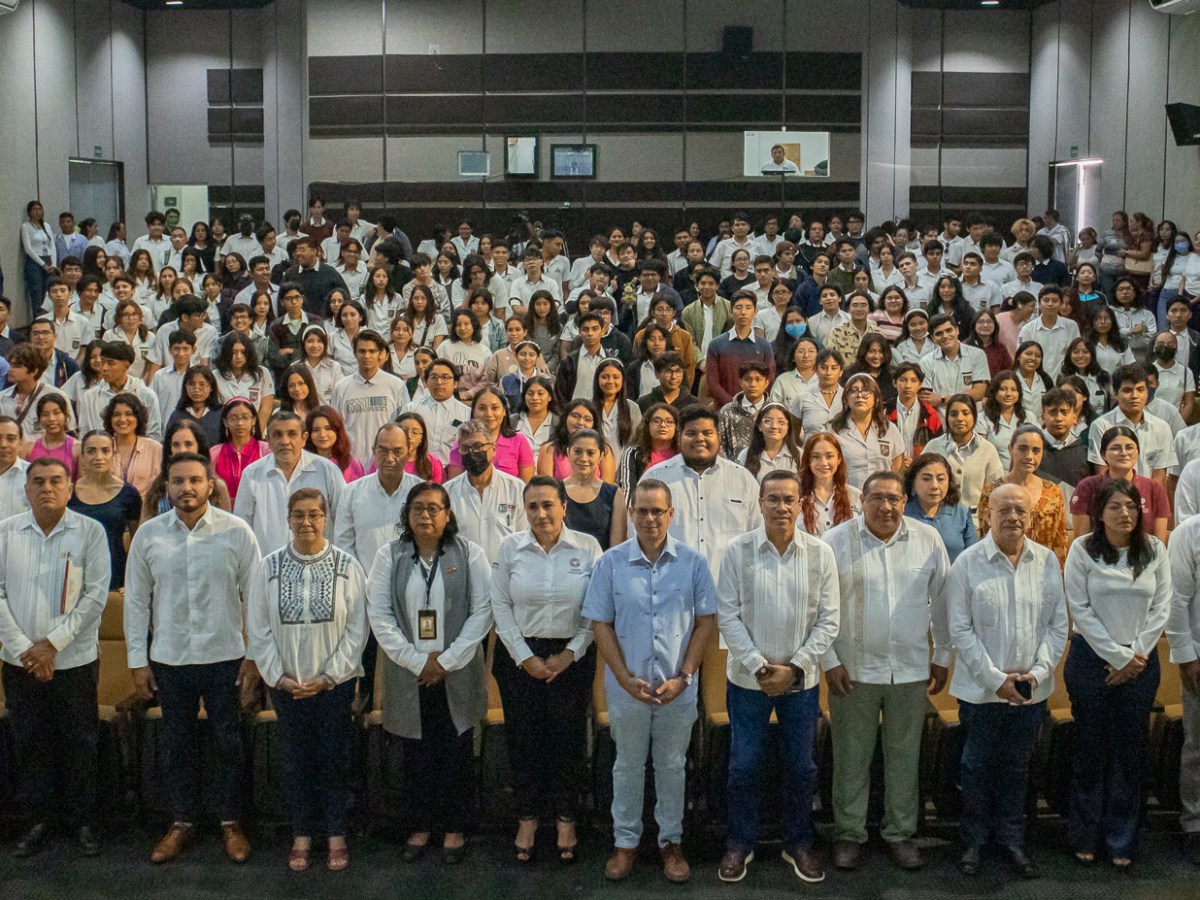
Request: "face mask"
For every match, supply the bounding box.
[784,322,807,339]
[460,450,490,477]
[1154,345,1176,362]
[1176,241,1190,254]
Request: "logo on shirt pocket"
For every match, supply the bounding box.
[879,441,890,456]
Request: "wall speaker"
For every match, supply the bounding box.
[1166,103,1200,146]
[722,26,753,58]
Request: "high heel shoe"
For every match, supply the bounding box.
[556,816,578,864]
[514,816,537,865]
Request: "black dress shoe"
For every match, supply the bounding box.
[959,846,982,876]
[401,841,428,863]
[442,843,466,865]
[77,826,101,857]
[1005,847,1038,879]
[13,824,49,858]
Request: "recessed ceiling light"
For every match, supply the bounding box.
[165,1,184,6]
[981,1,1000,5]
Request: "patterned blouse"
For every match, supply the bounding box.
[976,477,1070,568]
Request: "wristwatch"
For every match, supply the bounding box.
[681,672,694,686]
[788,663,805,690]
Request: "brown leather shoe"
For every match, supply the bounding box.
[151,823,195,864]
[718,848,754,882]
[605,847,637,881]
[782,846,825,883]
[222,823,251,863]
[832,839,862,870]
[888,838,922,870]
[660,842,690,883]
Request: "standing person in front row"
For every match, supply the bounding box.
[1063,478,1170,869]
[124,453,263,865]
[716,471,840,885]
[584,479,717,884]
[247,488,368,873]
[1167,511,1200,867]
[366,481,493,864]
[490,476,603,864]
[946,482,1068,880]
[822,471,951,872]
[0,458,110,859]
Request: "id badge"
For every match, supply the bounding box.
[418,609,438,641]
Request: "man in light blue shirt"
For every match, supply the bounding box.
[583,478,716,885]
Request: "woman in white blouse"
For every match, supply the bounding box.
[922,393,1003,514]
[490,476,603,864]
[830,372,905,490]
[737,402,804,482]
[365,481,493,864]
[247,488,368,873]
[796,432,861,536]
[1062,478,1171,870]
[21,200,57,318]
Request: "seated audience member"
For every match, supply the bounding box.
[104,393,162,498]
[330,329,411,466]
[717,362,771,462]
[795,432,861,537]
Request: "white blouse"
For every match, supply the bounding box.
[247,542,368,687]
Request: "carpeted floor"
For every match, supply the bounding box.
[0,817,1196,900]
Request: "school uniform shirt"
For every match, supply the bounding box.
[103,327,154,378]
[0,509,110,670]
[794,387,844,437]
[131,234,171,270]
[509,274,563,310]
[367,538,493,675]
[306,357,344,404]
[822,515,952,683]
[640,454,763,580]
[334,263,368,302]
[980,259,1016,287]
[1001,278,1043,302]
[1154,361,1196,409]
[735,445,798,481]
[601,400,643,459]
[212,367,275,408]
[332,471,424,570]
[769,370,818,410]
[403,393,470,465]
[945,534,1069,705]
[1087,408,1176,475]
[0,459,30,520]
[0,384,76,442]
[892,337,937,367]
[961,279,1002,313]
[148,322,218,367]
[124,504,263,668]
[77,376,163,442]
[51,310,90,357]
[1017,316,1079,377]
[445,469,529,564]
[233,451,345,554]
[150,366,189,421]
[247,541,368,687]
[803,486,863,536]
[922,344,990,400]
[808,309,851,347]
[330,369,412,465]
[490,528,602,664]
[716,525,841,691]
[834,420,904,490]
[975,410,1021,471]
[516,414,554,459]
[1063,536,1171,670]
[1171,422,1200,478]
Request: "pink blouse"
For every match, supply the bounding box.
[211,439,269,503]
[28,436,77,480]
[447,432,534,477]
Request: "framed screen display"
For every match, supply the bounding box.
[550,143,597,179]
[505,136,539,177]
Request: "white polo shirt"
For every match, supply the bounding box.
[922,344,990,400]
[834,421,904,490]
[233,450,345,555]
[1154,360,1196,409]
[403,393,470,465]
[1018,315,1080,377]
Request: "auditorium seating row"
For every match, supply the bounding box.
[0,593,1186,834]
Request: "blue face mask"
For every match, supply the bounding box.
[1176,241,1191,254]
[785,322,807,339]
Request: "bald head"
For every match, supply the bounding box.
[987,482,1032,552]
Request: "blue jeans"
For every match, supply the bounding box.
[726,681,820,852]
[1064,635,1159,858]
[607,687,696,849]
[270,680,355,838]
[153,658,246,823]
[23,254,50,321]
[958,698,1046,851]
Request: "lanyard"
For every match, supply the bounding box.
[416,550,440,609]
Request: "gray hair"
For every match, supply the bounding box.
[457,418,491,444]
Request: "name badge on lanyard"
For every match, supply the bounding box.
[417,552,440,641]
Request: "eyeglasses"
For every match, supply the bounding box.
[288,511,326,522]
[426,373,454,382]
[845,387,873,397]
[460,443,494,454]
[374,448,407,459]
[632,507,670,519]
[865,494,905,507]
[410,504,447,518]
[761,496,800,508]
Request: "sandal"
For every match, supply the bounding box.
[515,816,537,864]
[556,816,578,864]
[327,845,350,871]
[288,847,310,873]
[1074,852,1095,864]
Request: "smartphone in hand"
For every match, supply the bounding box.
[1014,679,1032,700]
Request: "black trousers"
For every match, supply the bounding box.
[271,680,355,839]
[152,658,245,823]
[400,681,474,835]
[492,639,596,820]
[2,660,99,827]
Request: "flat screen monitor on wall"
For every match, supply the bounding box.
[743,131,830,178]
[551,144,597,179]
[458,150,490,179]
